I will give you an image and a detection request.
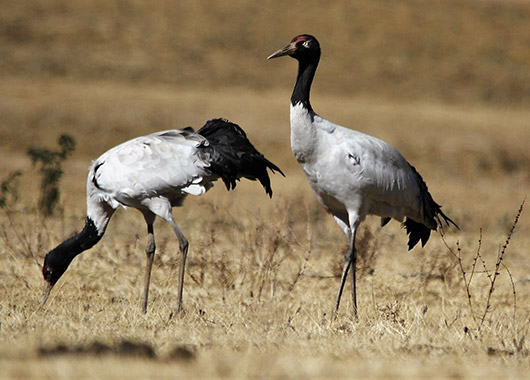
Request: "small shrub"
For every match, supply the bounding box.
[0,170,22,209]
[27,134,76,216]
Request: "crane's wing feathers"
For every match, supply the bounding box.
[336,130,424,215]
[90,129,213,207]
[337,129,458,249]
[311,119,457,249]
[197,118,285,197]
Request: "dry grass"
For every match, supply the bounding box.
[1,0,530,378]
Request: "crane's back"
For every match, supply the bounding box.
[88,129,214,209]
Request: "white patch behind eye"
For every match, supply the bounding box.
[303,40,310,48]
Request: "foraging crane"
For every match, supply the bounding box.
[41,118,284,314]
[268,34,457,318]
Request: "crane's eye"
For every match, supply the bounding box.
[43,266,53,280]
[302,40,310,48]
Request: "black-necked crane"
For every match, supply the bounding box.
[41,118,284,314]
[268,34,457,319]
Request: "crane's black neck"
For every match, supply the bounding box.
[291,57,319,112]
[43,217,103,285]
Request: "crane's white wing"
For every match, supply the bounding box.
[308,117,425,222]
[89,129,215,208]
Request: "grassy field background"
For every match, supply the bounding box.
[1,0,530,378]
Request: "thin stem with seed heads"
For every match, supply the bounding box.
[478,199,524,331]
[441,233,478,326]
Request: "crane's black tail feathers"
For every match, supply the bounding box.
[403,218,431,250]
[197,118,285,197]
[403,210,458,250]
[403,163,459,250]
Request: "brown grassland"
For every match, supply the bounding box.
[1,0,530,378]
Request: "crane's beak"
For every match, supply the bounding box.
[41,281,53,306]
[267,42,296,59]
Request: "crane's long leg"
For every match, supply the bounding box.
[332,225,358,320]
[167,218,189,315]
[332,253,351,320]
[350,240,358,317]
[142,223,156,313]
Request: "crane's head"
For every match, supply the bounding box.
[40,217,104,306]
[41,247,72,305]
[267,34,320,61]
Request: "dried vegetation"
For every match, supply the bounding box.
[1,0,530,378]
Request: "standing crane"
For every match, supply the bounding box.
[41,118,284,314]
[268,34,457,318]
